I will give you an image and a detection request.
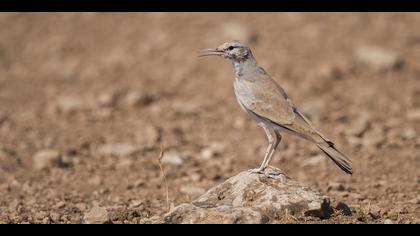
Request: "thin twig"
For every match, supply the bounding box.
[157,143,169,212]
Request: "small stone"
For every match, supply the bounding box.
[336,202,352,216]
[123,91,155,107]
[34,211,47,220]
[134,126,160,147]
[83,206,110,224]
[42,217,50,224]
[54,201,66,209]
[32,149,61,170]
[161,151,183,165]
[200,147,215,160]
[97,92,115,107]
[233,116,246,129]
[180,186,206,196]
[407,109,420,121]
[368,205,381,219]
[129,200,143,208]
[355,45,403,70]
[384,219,394,224]
[401,129,416,139]
[362,126,385,148]
[97,143,140,157]
[50,212,61,222]
[347,114,370,137]
[53,96,86,114]
[75,203,87,212]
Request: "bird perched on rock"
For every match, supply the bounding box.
[199,40,352,175]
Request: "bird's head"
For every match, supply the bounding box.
[199,40,252,62]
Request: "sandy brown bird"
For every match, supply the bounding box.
[200,40,353,175]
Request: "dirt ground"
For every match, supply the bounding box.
[0,13,419,224]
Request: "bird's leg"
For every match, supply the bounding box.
[250,127,274,174]
[260,130,282,170]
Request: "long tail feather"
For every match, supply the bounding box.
[316,142,353,175]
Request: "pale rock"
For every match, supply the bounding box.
[83,206,110,224]
[161,151,183,165]
[32,149,61,170]
[97,143,140,157]
[164,167,332,223]
[355,46,403,70]
[407,109,420,121]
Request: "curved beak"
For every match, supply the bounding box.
[198,48,224,57]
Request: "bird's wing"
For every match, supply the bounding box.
[235,73,327,144]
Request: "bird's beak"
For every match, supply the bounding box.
[198,48,224,57]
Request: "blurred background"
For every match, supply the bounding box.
[0,13,418,223]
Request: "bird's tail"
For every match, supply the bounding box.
[316,141,353,175]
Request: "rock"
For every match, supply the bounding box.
[134,126,160,148]
[32,149,61,170]
[407,109,420,121]
[200,147,215,160]
[384,219,394,224]
[54,201,66,209]
[164,166,332,223]
[180,186,206,196]
[34,211,47,220]
[97,143,140,157]
[362,126,385,148]
[97,92,116,107]
[401,128,416,140]
[368,205,381,219]
[53,96,87,114]
[347,114,370,137]
[123,91,156,107]
[335,202,352,216]
[161,151,183,165]
[355,45,403,70]
[83,206,110,224]
[50,212,61,222]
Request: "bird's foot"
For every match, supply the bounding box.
[249,168,265,174]
[249,167,281,178]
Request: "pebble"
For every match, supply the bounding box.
[134,126,160,147]
[335,202,352,216]
[355,45,403,70]
[161,151,183,165]
[384,219,394,224]
[54,201,66,209]
[97,143,140,157]
[407,109,420,121]
[32,149,61,170]
[368,205,381,219]
[97,92,116,107]
[53,96,86,114]
[83,206,110,224]
[50,212,61,222]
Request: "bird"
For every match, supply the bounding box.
[199,40,353,175]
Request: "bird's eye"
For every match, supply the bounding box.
[227,46,234,51]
